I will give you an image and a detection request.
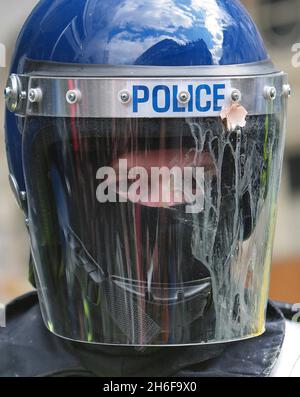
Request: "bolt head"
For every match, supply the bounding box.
[28,91,35,101]
[19,91,27,100]
[119,90,131,104]
[66,89,81,104]
[66,89,81,105]
[177,91,191,104]
[28,88,43,103]
[283,84,291,98]
[231,89,241,103]
[264,86,277,101]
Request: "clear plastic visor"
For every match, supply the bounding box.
[22,73,287,346]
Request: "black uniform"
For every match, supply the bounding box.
[0,292,292,377]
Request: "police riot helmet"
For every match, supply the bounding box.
[5,0,290,346]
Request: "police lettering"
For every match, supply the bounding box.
[132,83,225,113]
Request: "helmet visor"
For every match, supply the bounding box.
[22,74,287,346]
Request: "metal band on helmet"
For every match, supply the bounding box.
[6,70,288,118]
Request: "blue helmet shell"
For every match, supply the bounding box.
[6,0,269,191]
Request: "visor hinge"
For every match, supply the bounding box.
[4,74,29,115]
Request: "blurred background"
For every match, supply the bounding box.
[0,0,299,304]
